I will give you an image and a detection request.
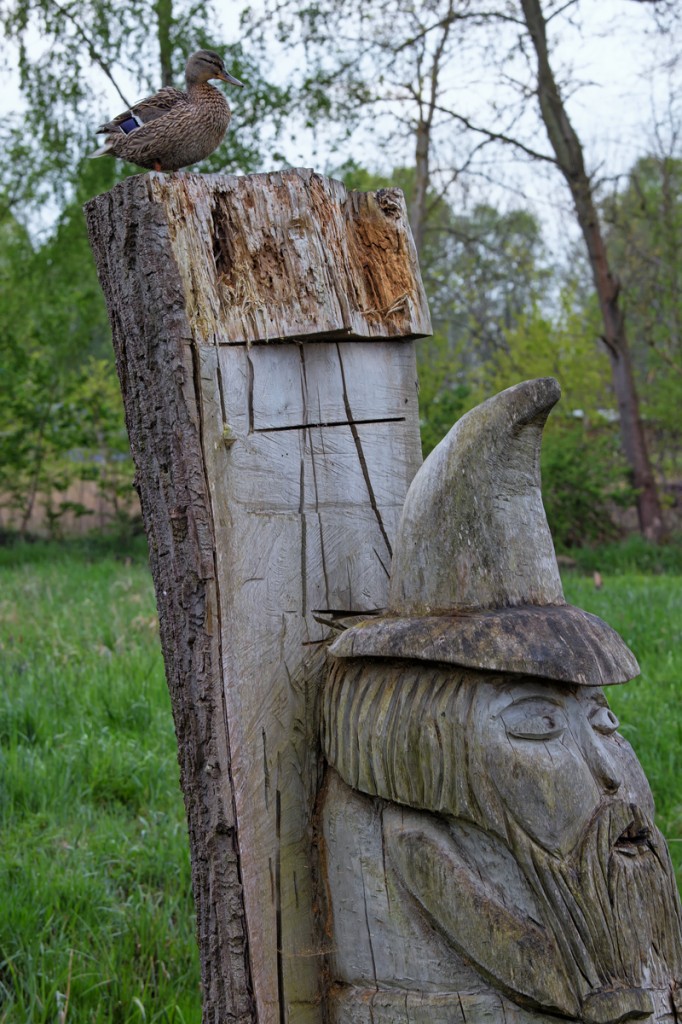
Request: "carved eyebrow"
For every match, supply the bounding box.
[508,694,563,709]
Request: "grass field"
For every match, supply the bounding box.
[0,537,681,1022]
[0,538,200,1023]
[562,573,682,863]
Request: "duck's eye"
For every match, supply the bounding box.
[501,701,567,741]
[589,704,619,735]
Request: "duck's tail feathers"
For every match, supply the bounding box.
[89,139,114,159]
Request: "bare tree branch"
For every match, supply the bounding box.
[50,0,133,109]
[432,103,558,165]
[547,1,580,23]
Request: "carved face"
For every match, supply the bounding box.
[469,678,655,857]
[462,677,682,1007]
[323,658,682,1014]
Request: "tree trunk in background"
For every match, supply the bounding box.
[155,0,175,87]
[519,0,665,542]
[412,118,430,256]
[409,0,457,258]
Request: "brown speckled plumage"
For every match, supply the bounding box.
[91,50,244,172]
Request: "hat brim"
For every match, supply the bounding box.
[328,604,639,686]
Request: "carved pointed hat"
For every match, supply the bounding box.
[330,378,639,686]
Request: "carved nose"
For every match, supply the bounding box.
[589,746,622,793]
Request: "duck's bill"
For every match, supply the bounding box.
[219,71,245,87]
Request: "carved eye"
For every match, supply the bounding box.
[501,702,567,741]
[589,704,620,735]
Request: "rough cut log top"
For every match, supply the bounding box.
[102,167,432,345]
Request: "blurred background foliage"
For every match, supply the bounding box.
[0,0,680,549]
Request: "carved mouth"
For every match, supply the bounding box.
[614,821,653,857]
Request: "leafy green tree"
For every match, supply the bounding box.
[416,203,551,459]
[474,290,610,414]
[539,426,627,549]
[0,0,294,536]
[0,170,133,536]
[426,203,551,363]
[417,333,472,457]
[472,292,629,547]
[603,155,682,474]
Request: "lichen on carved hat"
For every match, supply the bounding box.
[330,378,639,686]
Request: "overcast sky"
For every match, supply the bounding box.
[0,0,679,243]
[252,2,681,178]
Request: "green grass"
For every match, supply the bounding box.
[562,571,682,880]
[0,541,680,1021]
[0,542,201,1023]
[565,532,682,575]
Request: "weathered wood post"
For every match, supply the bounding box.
[85,168,430,1022]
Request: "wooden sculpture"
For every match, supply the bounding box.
[320,378,682,1024]
[87,171,679,1022]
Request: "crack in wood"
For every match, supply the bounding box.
[246,351,255,434]
[300,345,333,611]
[262,728,270,811]
[298,341,309,412]
[315,510,332,611]
[254,416,405,434]
[335,344,394,560]
[312,608,383,617]
[213,335,229,427]
[204,329,426,347]
[300,458,307,617]
[275,785,286,1024]
[373,547,390,579]
[360,862,379,1018]
[306,442,332,609]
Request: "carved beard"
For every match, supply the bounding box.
[506,799,682,1003]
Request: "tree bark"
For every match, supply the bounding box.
[410,1,457,257]
[84,168,429,1022]
[85,177,256,1023]
[519,0,665,542]
[154,0,174,88]
[412,118,430,256]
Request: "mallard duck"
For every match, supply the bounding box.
[90,50,244,171]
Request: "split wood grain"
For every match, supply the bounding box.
[85,168,429,1024]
